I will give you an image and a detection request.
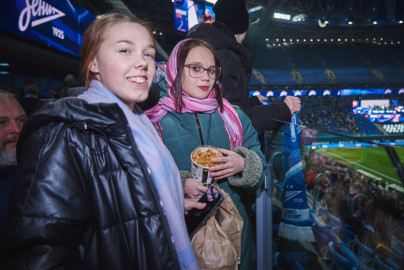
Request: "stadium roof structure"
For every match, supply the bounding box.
[76,0,404,55]
[247,0,404,52]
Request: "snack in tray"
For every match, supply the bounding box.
[191,148,222,168]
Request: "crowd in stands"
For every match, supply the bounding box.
[297,95,404,136]
[299,96,361,135]
[271,146,404,269]
[305,150,404,264]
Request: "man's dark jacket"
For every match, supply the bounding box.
[0,98,180,270]
[0,165,15,232]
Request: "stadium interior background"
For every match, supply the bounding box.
[0,0,404,269]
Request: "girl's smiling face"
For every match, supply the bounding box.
[181,46,216,99]
[90,22,156,110]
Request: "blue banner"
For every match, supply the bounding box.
[0,0,95,56]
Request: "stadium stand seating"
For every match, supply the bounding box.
[352,237,375,266]
[359,47,404,84]
[328,241,361,270]
[375,254,401,270]
[353,115,383,135]
[251,45,404,87]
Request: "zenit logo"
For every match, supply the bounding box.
[284,190,302,202]
[18,0,65,32]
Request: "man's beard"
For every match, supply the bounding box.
[0,150,17,166]
[1,136,18,166]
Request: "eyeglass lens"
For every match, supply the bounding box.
[188,64,220,79]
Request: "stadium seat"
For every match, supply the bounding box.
[328,241,360,270]
[390,246,403,265]
[328,213,343,234]
[350,193,368,218]
[315,201,330,223]
[273,180,284,201]
[282,252,311,269]
[311,212,340,259]
[306,191,314,210]
[340,225,355,245]
[375,254,400,270]
[352,237,375,266]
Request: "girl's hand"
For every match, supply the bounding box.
[184,178,208,199]
[209,148,245,180]
[184,198,206,215]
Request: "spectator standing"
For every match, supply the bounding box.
[20,83,40,117]
[60,73,79,98]
[0,13,198,270]
[0,91,26,231]
[145,38,265,270]
[187,0,301,142]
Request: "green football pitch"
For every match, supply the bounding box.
[315,146,404,189]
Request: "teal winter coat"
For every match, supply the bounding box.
[156,95,265,270]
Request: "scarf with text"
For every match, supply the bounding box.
[278,113,315,242]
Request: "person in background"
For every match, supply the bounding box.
[187,0,301,144]
[0,13,200,270]
[20,82,40,117]
[60,73,79,98]
[145,38,265,270]
[0,91,26,232]
[203,9,215,24]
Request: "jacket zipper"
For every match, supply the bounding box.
[122,119,181,269]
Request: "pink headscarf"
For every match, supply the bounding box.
[145,39,243,149]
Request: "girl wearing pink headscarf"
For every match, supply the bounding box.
[145,38,264,270]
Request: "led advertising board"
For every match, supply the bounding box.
[0,0,95,57]
[174,0,215,32]
[250,88,404,98]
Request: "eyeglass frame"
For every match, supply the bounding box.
[183,64,222,80]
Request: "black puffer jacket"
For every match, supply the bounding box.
[0,98,180,270]
[187,22,291,138]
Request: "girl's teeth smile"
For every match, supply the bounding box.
[128,77,145,83]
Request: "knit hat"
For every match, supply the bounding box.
[213,0,249,34]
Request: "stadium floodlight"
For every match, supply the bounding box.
[249,6,263,13]
[274,12,291,21]
[292,14,306,22]
[318,18,328,27]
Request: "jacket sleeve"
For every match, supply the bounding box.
[250,101,292,138]
[249,95,261,107]
[1,123,90,269]
[227,108,265,192]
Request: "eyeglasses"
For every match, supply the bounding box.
[184,64,221,80]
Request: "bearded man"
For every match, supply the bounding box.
[0,90,26,231]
